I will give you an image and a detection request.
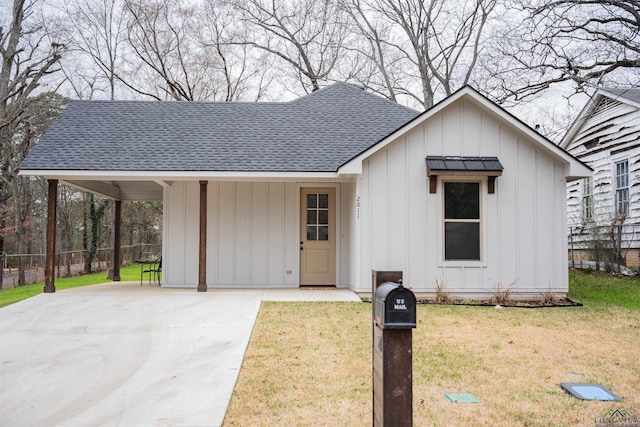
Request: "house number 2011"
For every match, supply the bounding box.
[356,196,361,219]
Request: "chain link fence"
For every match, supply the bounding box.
[568,222,639,275]
[1,244,162,288]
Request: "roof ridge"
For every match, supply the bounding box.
[66,98,286,106]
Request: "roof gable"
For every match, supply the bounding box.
[20,82,419,174]
[560,87,640,149]
[339,86,591,179]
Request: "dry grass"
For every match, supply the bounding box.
[224,302,640,426]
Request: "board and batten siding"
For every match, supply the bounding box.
[351,99,569,297]
[565,98,640,253]
[163,181,351,288]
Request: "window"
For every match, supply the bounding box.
[582,177,593,221]
[306,193,329,241]
[444,182,480,260]
[614,160,629,217]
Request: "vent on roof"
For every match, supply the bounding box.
[583,138,599,149]
[592,99,622,119]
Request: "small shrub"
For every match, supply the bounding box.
[432,277,450,304]
[491,282,514,305]
[540,288,558,306]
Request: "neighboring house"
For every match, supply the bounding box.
[20,83,590,298]
[561,88,640,270]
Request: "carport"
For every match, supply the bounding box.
[39,177,179,293]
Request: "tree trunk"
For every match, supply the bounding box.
[83,193,90,274]
[0,235,4,290]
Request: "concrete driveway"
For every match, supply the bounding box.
[0,283,360,426]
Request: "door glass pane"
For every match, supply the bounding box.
[318,193,329,208]
[305,192,330,241]
[445,222,480,260]
[307,210,317,225]
[307,194,317,208]
[318,209,329,225]
[318,226,329,241]
[307,226,317,241]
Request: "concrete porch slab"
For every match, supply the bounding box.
[261,288,362,302]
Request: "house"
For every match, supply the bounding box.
[20,83,590,298]
[561,88,640,270]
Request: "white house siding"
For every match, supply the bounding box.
[163,180,351,288]
[351,99,569,297]
[565,98,640,265]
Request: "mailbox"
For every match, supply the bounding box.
[374,282,416,329]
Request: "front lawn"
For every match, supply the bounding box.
[225,273,639,426]
[0,264,142,308]
[568,269,639,310]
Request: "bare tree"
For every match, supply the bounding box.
[195,1,274,101]
[0,1,65,131]
[57,186,85,277]
[493,0,640,101]
[343,0,499,108]
[121,0,263,101]
[339,0,404,102]
[1,0,65,287]
[121,0,200,100]
[227,0,349,94]
[122,201,162,248]
[51,0,127,100]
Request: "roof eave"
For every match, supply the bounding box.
[19,169,348,182]
[560,91,603,149]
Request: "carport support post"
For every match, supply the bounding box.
[198,180,207,292]
[44,179,58,293]
[112,200,122,281]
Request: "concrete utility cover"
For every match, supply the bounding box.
[0,283,263,426]
[443,392,482,403]
[560,383,622,401]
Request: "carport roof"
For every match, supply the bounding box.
[20,82,419,174]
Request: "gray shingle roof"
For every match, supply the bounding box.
[20,82,419,173]
[426,156,504,173]
[603,87,640,104]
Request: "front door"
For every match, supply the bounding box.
[300,188,336,286]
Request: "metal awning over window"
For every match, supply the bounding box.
[426,156,504,194]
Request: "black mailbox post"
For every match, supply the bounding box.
[373,280,416,427]
[375,282,417,329]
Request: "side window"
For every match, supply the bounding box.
[582,177,593,221]
[443,182,481,261]
[614,160,629,217]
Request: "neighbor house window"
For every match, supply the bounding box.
[582,177,593,221]
[614,160,629,217]
[444,182,481,260]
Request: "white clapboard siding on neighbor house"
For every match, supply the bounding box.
[351,98,569,297]
[564,94,640,254]
[163,180,352,288]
